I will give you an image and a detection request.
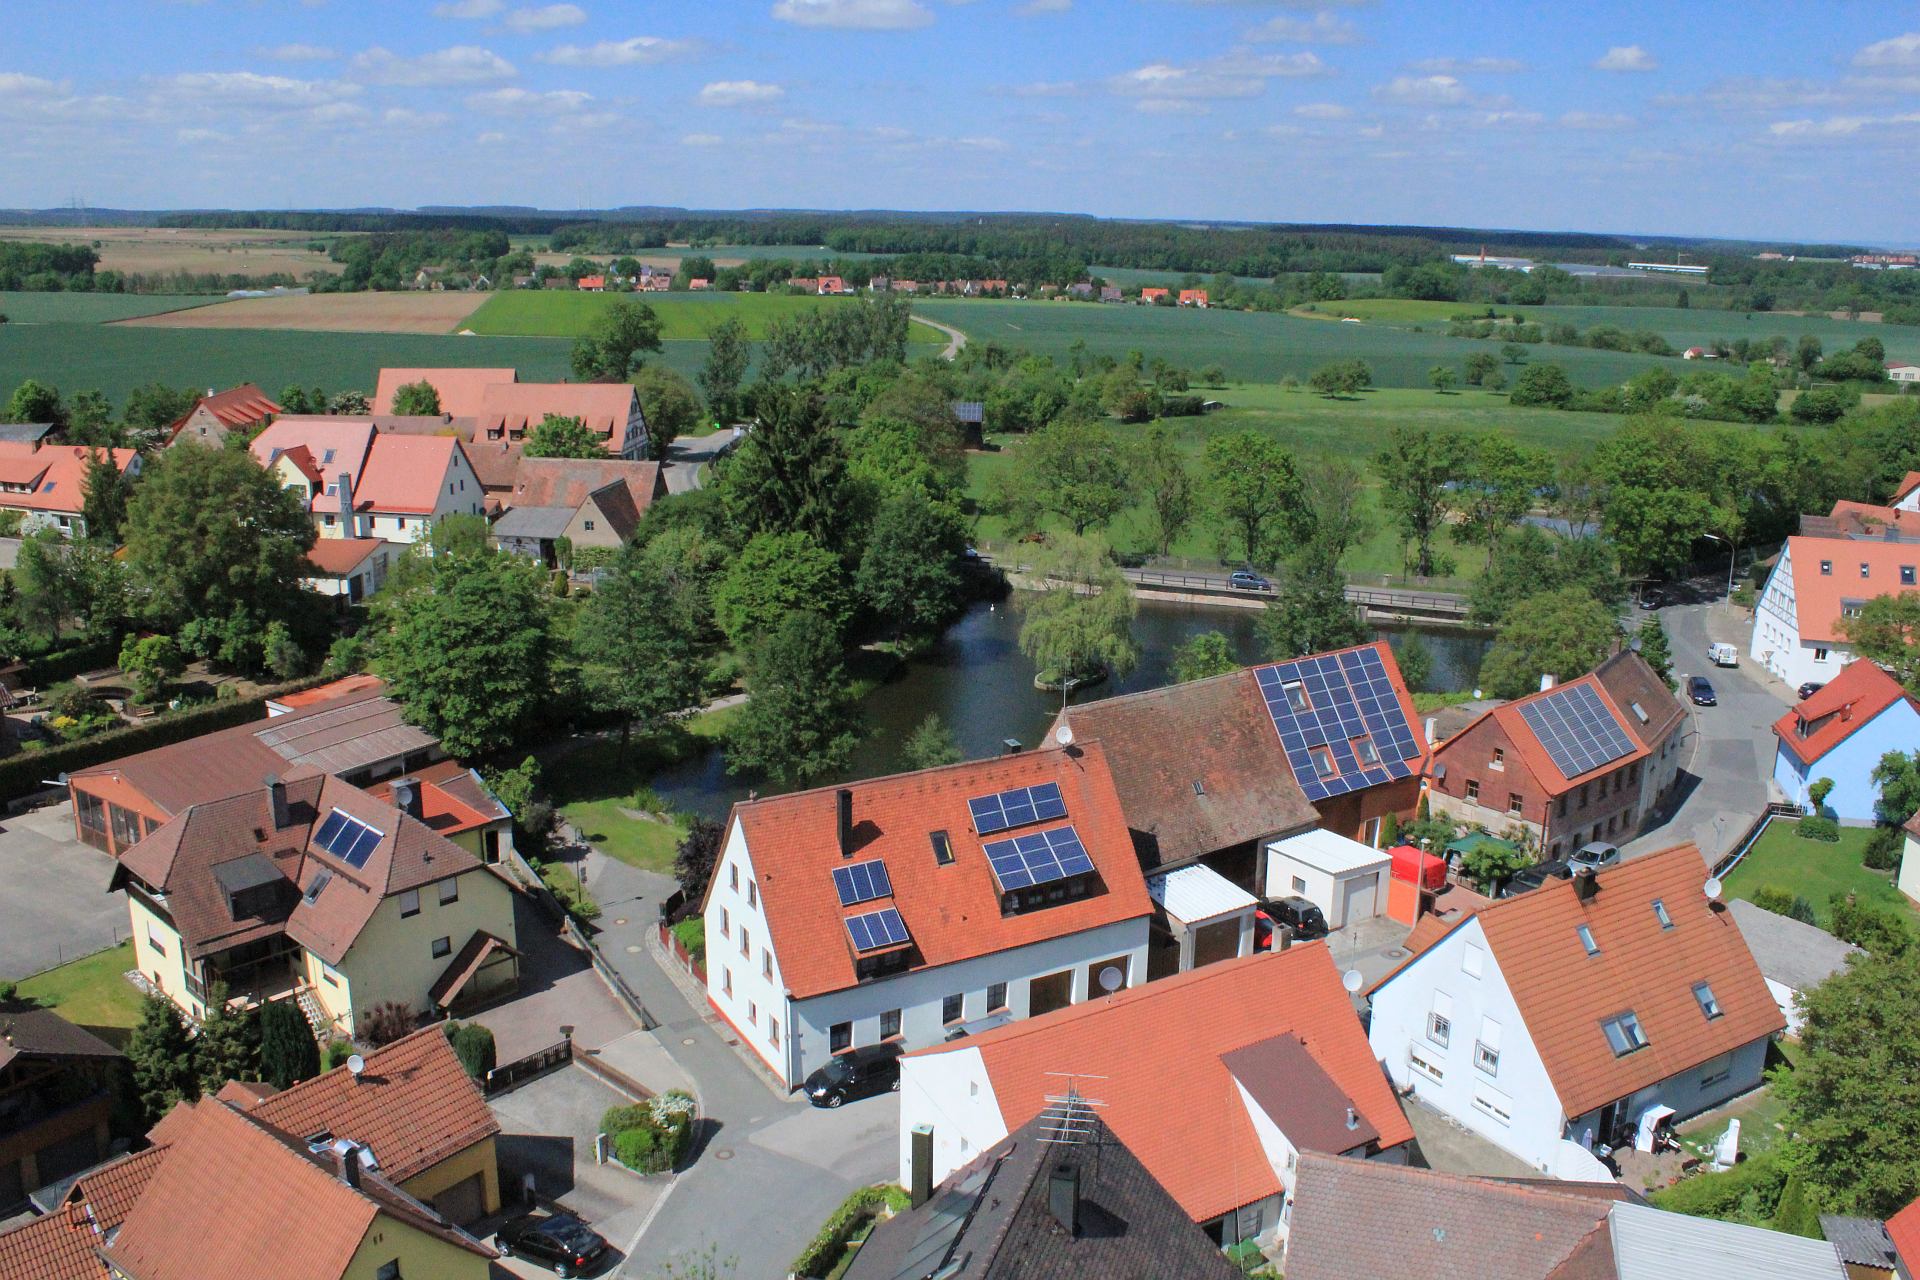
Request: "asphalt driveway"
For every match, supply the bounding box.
[0,801,126,980]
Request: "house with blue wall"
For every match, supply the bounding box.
[1772,659,1920,823]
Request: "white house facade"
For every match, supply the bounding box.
[1751,537,1920,691]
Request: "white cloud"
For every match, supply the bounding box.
[350,45,516,85]
[1010,80,1081,97]
[176,127,227,143]
[1854,32,1920,68]
[466,86,591,112]
[1559,110,1634,130]
[539,35,701,65]
[1372,74,1468,105]
[1672,77,1848,112]
[1408,55,1524,74]
[1110,51,1326,100]
[681,132,724,145]
[1016,0,1070,12]
[1769,110,1920,138]
[955,135,1009,149]
[1594,45,1656,72]
[385,107,452,127]
[1136,98,1209,114]
[770,0,933,29]
[0,73,65,95]
[434,0,503,16]
[700,79,785,106]
[1245,12,1361,44]
[157,71,361,110]
[258,43,337,61]
[503,4,586,32]
[476,129,509,143]
[1293,101,1349,118]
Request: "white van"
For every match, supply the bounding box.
[1708,642,1739,668]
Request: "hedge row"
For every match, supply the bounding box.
[22,636,123,687]
[791,1184,910,1279]
[0,672,335,802]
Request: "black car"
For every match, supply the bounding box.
[497,1212,611,1277]
[1798,681,1825,700]
[1502,859,1572,898]
[1229,569,1272,592]
[1264,895,1329,940]
[803,1042,904,1108]
[1688,675,1717,706]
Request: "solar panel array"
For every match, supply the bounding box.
[1518,683,1636,779]
[967,782,1067,835]
[1254,647,1421,801]
[314,809,384,870]
[845,906,910,953]
[983,825,1095,892]
[831,859,893,907]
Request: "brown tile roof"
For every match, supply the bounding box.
[0,1006,122,1072]
[724,743,1153,1000]
[459,437,522,491]
[1592,651,1686,751]
[1283,1153,1630,1280]
[1053,668,1318,867]
[302,537,387,577]
[914,946,1413,1224]
[0,1146,169,1280]
[509,456,664,512]
[1771,657,1916,766]
[426,931,518,1009]
[1443,666,1655,794]
[1377,844,1785,1119]
[373,368,517,418]
[1220,1032,1379,1154]
[243,1025,499,1184]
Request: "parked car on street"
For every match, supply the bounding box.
[1262,895,1329,940]
[1688,675,1717,706]
[802,1043,904,1108]
[1569,842,1621,873]
[1229,569,1271,592]
[496,1212,611,1277]
[1797,681,1825,700]
[1501,859,1571,898]
[1707,642,1739,667]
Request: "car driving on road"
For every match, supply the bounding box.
[1688,675,1717,706]
[1229,569,1271,592]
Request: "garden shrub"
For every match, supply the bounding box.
[447,1022,496,1080]
[1864,824,1903,871]
[1751,886,1817,924]
[791,1185,903,1278]
[670,918,706,964]
[1650,1152,1785,1222]
[613,1126,657,1169]
[1795,815,1840,842]
[603,1090,697,1175]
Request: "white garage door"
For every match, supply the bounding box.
[1338,874,1377,929]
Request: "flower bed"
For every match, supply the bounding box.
[603,1090,697,1174]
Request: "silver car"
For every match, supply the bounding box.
[1569,841,1621,873]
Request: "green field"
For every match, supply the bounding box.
[466,289,940,341]
[0,323,730,403]
[0,291,216,323]
[915,298,1667,389]
[1722,821,1916,928]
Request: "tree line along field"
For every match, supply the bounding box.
[0,225,346,279]
[464,288,942,341]
[0,291,216,323]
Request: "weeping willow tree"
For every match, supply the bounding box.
[1016,531,1139,689]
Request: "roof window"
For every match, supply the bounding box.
[1652,898,1673,930]
[1601,1011,1647,1056]
[1577,924,1599,955]
[930,830,954,866]
[1692,981,1722,1020]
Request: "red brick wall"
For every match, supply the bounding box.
[1431,718,1650,857]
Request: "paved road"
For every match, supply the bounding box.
[662,427,739,495]
[1623,598,1786,866]
[0,802,126,979]
[910,315,967,360]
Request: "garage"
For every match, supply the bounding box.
[1263,829,1390,932]
[1147,864,1257,974]
[431,1172,487,1225]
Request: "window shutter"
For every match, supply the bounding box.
[1433,990,1453,1019]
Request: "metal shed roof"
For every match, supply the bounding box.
[1610,1202,1845,1279]
[1267,828,1391,878]
[1147,863,1258,925]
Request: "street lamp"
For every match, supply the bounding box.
[1700,533,1736,600]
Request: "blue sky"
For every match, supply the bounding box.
[3,1,1917,244]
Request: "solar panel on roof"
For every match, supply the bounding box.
[983,825,1096,892]
[831,859,893,907]
[1255,647,1420,801]
[845,906,910,953]
[967,781,1067,835]
[315,808,384,870]
[1518,683,1636,779]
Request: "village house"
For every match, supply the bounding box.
[0,1005,121,1208]
[491,456,666,565]
[1179,288,1210,307]
[0,441,141,539]
[1887,362,1920,383]
[371,368,517,418]
[899,947,1414,1251]
[1140,287,1170,303]
[163,383,282,449]
[1424,652,1685,858]
[251,420,486,544]
[1066,282,1095,300]
[1100,285,1123,302]
[1750,535,1920,690]
[700,745,1155,1090]
[301,537,392,607]
[1770,658,1920,821]
[576,275,606,291]
[475,381,650,459]
[1366,843,1783,1176]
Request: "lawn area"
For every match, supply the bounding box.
[1722,820,1915,927]
[1290,298,1474,325]
[0,291,217,323]
[465,290,941,341]
[544,706,739,873]
[15,941,143,1047]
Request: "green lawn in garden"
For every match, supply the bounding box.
[1722,821,1915,927]
[465,289,940,341]
[14,941,143,1047]
[0,291,217,323]
[545,706,739,873]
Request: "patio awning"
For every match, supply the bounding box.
[1147,864,1257,926]
[428,931,519,1009]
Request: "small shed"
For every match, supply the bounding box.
[1147,863,1258,975]
[1263,829,1389,931]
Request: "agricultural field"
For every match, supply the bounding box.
[0,290,214,323]
[118,290,490,333]
[916,297,1665,389]
[1092,265,1275,289]
[466,288,940,341]
[0,225,345,278]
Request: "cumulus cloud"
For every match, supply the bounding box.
[434,0,503,16]
[1669,76,1848,112]
[1136,98,1210,114]
[700,79,785,106]
[539,35,701,65]
[1853,32,1920,68]
[682,132,724,145]
[1244,12,1361,44]
[385,107,452,127]
[771,0,934,29]
[258,43,337,61]
[350,45,516,85]
[1769,110,1920,138]
[1110,51,1326,100]
[1408,55,1524,74]
[466,86,590,112]
[503,4,586,32]
[1372,74,1468,104]
[1594,45,1656,72]
[157,71,361,110]
[1293,101,1350,118]
[0,72,66,95]
[1558,110,1634,130]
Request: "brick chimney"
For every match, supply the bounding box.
[265,775,289,830]
[836,788,854,859]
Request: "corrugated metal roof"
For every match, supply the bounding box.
[1147,863,1257,924]
[251,697,438,777]
[1609,1202,1846,1279]
[1269,828,1391,877]
[490,504,576,539]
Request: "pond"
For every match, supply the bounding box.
[649,597,1489,821]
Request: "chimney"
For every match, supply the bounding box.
[335,1143,362,1189]
[1002,738,1023,756]
[909,1125,935,1208]
[336,469,354,533]
[265,775,289,829]
[836,788,854,859]
[1539,673,1558,692]
[391,777,422,820]
[1573,868,1599,903]
[1047,1164,1080,1236]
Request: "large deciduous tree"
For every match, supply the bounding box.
[1136,426,1196,557]
[1842,595,1920,695]
[571,296,664,381]
[576,537,716,760]
[855,486,969,644]
[1169,630,1240,684]
[726,610,861,786]
[1204,431,1305,569]
[524,413,606,460]
[992,415,1134,538]
[80,450,128,543]
[1016,532,1139,686]
[713,530,849,649]
[698,315,751,422]
[389,379,442,416]
[1374,425,1469,579]
[719,387,858,555]
[1477,586,1619,699]
[1456,437,1553,569]
[633,365,705,462]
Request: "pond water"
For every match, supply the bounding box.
[650,597,1490,821]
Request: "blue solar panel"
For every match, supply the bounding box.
[1255,646,1420,801]
[831,860,893,907]
[845,906,910,952]
[983,825,1096,892]
[967,782,1067,835]
[1518,683,1636,779]
[315,808,384,870]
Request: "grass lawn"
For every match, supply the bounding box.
[544,706,739,873]
[465,290,941,341]
[15,941,143,1047]
[1722,820,1915,927]
[1290,298,1474,325]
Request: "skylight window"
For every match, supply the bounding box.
[1652,898,1673,930]
[1283,681,1309,714]
[1693,981,1722,1020]
[930,830,954,866]
[1601,1011,1647,1056]
[1576,924,1599,955]
[302,869,333,906]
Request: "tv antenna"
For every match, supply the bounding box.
[1036,1074,1107,1145]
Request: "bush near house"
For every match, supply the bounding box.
[1795,815,1840,842]
[670,918,706,967]
[445,1021,497,1080]
[603,1091,697,1174]
[792,1184,912,1279]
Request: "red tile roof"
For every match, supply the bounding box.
[0,1145,169,1280]
[1772,657,1916,765]
[373,368,517,418]
[269,674,386,713]
[1886,1196,1920,1272]
[302,537,387,577]
[367,758,502,837]
[915,947,1412,1223]
[166,384,281,441]
[0,444,139,516]
[1441,665,1653,794]
[349,434,468,514]
[479,382,636,446]
[723,743,1153,1000]
[1783,535,1920,644]
[1376,844,1784,1119]
[1896,472,1920,505]
[250,418,375,505]
[243,1025,499,1183]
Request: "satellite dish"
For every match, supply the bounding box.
[1703,877,1724,900]
[1097,965,1124,994]
[1054,723,1075,747]
[1342,969,1364,994]
[346,1054,365,1077]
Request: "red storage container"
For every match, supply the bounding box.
[1389,843,1446,892]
